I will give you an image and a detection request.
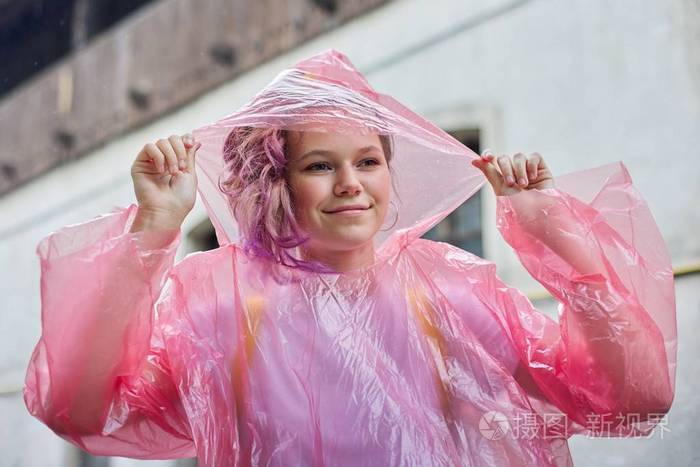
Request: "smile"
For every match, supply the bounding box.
[323,205,371,215]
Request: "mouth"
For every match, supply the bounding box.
[323,204,371,214]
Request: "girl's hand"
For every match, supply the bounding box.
[471,150,555,196]
[130,133,201,226]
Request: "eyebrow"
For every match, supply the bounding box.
[298,145,382,161]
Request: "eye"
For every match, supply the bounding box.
[306,162,332,171]
[358,158,380,167]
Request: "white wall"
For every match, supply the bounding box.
[1,0,696,465]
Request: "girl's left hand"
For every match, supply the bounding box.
[471,150,556,196]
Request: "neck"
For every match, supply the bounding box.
[302,242,376,273]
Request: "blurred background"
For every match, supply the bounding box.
[1,0,698,465]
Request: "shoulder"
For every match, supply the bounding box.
[170,242,277,294]
[401,239,520,373]
[157,243,247,329]
[171,243,237,278]
[399,238,501,302]
[172,240,258,275]
[402,237,494,271]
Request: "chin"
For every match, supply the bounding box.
[320,227,378,250]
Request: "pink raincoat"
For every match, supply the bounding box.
[24,50,676,466]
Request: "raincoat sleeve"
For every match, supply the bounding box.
[23,203,196,459]
[474,162,675,436]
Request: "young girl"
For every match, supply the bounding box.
[24,50,676,467]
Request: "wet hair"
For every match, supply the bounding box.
[219,127,394,272]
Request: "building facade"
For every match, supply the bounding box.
[1,0,698,465]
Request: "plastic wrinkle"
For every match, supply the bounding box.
[24,49,676,467]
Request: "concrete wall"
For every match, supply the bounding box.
[1,0,697,465]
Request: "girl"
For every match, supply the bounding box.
[24,50,676,467]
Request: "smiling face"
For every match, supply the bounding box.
[286,131,392,259]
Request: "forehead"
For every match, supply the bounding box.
[287,131,382,159]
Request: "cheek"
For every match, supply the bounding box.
[363,171,391,223]
[372,170,392,204]
[289,177,327,219]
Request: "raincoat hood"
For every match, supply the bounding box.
[192,49,484,251]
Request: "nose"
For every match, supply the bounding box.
[333,165,362,197]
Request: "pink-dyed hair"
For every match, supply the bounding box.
[218,127,394,272]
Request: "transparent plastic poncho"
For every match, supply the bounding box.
[24,49,676,467]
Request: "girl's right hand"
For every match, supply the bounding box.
[130,133,201,229]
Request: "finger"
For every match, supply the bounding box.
[527,153,541,180]
[182,133,194,148]
[472,154,504,190]
[472,149,493,169]
[472,156,495,169]
[496,155,516,186]
[479,158,506,193]
[156,138,179,175]
[169,134,187,171]
[534,152,549,171]
[185,141,201,173]
[480,149,495,164]
[143,143,165,173]
[512,153,528,187]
